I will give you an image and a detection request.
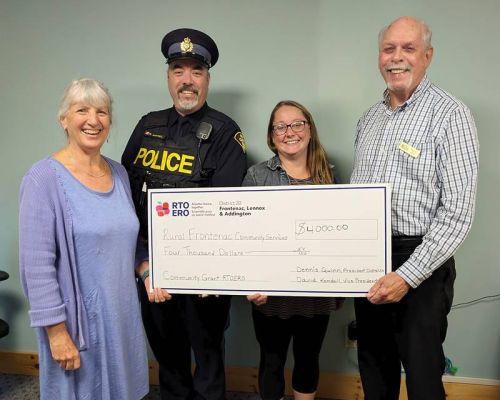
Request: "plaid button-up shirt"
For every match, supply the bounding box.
[351,76,479,287]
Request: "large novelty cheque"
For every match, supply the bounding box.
[148,184,391,296]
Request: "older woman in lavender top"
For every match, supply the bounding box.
[19,78,148,400]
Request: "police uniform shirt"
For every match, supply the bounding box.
[123,103,246,184]
[122,102,247,236]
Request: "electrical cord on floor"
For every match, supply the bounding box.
[451,293,500,309]
[444,357,458,375]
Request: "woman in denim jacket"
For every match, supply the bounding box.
[243,100,342,400]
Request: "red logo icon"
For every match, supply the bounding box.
[156,202,170,217]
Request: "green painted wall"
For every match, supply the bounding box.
[1,0,498,380]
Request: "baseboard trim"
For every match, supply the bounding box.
[1,351,499,399]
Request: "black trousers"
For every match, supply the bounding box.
[139,283,231,400]
[252,309,330,400]
[354,237,456,400]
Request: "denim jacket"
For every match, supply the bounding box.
[242,155,337,186]
[242,156,289,186]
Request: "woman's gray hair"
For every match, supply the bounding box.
[378,17,432,50]
[58,78,113,122]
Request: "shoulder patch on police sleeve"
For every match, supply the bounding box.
[233,132,246,153]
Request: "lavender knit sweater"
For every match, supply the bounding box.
[19,157,133,350]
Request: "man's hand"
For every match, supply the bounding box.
[367,272,411,304]
[46,322,80,370]
[247,293,268,306]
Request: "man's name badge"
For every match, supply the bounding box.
[399,142,421,158]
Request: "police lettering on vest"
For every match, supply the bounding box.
[126,109,223,237]
[133,147,195,174]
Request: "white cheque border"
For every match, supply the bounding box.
[148,184,391,297]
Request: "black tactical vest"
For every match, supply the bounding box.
[129,109,223,236]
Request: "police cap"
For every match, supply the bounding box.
[161,28,219,69]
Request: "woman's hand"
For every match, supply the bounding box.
[46,322,80,370]
[145,276,172,303]
[247,293,268,306]
[136,260,172,303]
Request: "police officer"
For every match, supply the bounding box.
[122,28,247,400]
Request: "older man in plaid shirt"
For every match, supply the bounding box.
[351,16,479,400]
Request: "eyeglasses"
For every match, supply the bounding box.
[272,120,308,136]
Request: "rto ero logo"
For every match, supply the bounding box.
[156,201,190,217]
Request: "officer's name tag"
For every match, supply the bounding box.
[148,185,391,297]
[399,142,421,158]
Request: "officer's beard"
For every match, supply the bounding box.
[176,85,200,114]
[177,98,199,113]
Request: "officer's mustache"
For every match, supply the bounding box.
[178,85,199,95]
